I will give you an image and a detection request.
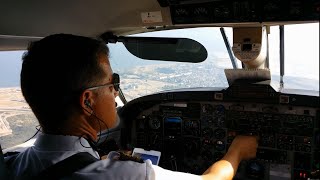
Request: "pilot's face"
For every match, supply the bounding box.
[93,54,119,130]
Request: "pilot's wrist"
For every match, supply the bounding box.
[224,147,241,162]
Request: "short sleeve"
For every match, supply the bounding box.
[149,163,202,180]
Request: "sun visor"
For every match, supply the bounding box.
[100,33,208,63]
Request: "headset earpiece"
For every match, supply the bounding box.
[84,99,92,109]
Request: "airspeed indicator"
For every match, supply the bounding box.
[149,117,161,130]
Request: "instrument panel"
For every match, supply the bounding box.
[164,0,320,25]
[118,84,319,180]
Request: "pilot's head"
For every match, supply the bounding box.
[21,34,119,140]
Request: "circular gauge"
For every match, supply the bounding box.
[213,116,226,127]
[246,161,265,179]
[214,140,225,151]
[202,104,213,114]
[202,128,213,137]
[214,128,226,139]
[201,116,214,124]
[214,105,225,114]
[149,117,161,129]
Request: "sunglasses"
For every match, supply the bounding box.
[86,73,120,91]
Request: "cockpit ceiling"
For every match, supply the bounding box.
[0,0,319,50]
[0,0,172,38]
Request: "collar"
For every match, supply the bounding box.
[34,133,100,158]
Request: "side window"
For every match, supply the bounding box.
[0,51,38,149]
[269,23,319,91]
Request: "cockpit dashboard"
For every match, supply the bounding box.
[118,81,320,180]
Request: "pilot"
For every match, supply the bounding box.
[8,34,258,180]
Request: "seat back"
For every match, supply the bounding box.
[0,144,12,179]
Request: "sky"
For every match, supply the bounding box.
[0,50,24,87]
[0,23,319,88]
[269,23,319,80]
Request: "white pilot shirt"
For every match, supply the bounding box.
[9,133,202,180]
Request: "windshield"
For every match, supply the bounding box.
[109,24,319,101]
[268,23,319,91]
[109,28,233,101]
[0,24,319,149]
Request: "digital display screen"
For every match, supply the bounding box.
[133,153,159,165]
[165,117,182,123]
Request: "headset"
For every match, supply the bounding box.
[84,99,92,110]
[81,99,110,153]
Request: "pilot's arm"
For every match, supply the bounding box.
[202,135,258,180]
[151,135,258,180]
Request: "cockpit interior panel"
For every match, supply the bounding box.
[119,82,320,179]
[165,0,320,25]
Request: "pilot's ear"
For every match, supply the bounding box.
[80,90,94,115]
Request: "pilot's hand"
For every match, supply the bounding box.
[227,135,258,161]
[202,135,258,179]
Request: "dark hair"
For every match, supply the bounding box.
[21,34,109,132]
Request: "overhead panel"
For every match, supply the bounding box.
[160,0,320,25]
